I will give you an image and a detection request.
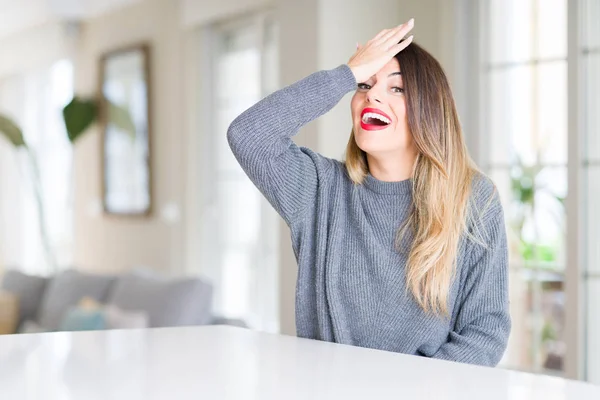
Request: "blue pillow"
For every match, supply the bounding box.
[59,307,106,331]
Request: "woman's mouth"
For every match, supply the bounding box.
[360,108,391,131]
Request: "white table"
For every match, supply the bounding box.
[0,325,598,399]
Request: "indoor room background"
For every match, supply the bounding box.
[0,0,598,386]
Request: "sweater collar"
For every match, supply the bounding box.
[363,173,413,195]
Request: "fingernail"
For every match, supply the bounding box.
[409,18,414,26]
[356,42,359,49]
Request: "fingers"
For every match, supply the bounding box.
[387,34,414,55]
[385,19,414,49]
[373,28,392,42]
[377,18,414,47]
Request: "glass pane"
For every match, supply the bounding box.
[495,165,566,268]
[217,179,262,246]
[489,0,534,64]
[539,277,565,371]
[582,0,600,49]
[503,268,536,370]
[583,53,600,162]
[216,49,261,102]
[586,278,600,384]
[585,167,600,273]
[221,248,252,317]
[530,166,567,268]
[489,168,523,265]
[489,66,535,165]
[536,0,567,59]
[537,61,567,164]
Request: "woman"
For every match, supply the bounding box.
[227,19,510,367]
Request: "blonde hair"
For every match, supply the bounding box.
[345,43,480,316]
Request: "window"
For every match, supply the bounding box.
[199,14,279,332]
[580,0,600,384]
[480,0,568,373]
[0,60,74,275]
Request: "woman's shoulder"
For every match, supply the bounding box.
[297,146,347,180]
[468,170,504,224]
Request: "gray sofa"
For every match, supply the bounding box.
[0,268,245,333]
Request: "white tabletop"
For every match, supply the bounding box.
[0,325,598,399]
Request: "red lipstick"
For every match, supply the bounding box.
[360,108,392,131]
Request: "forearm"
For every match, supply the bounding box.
[430,313,511,366]
[227,64,356,164]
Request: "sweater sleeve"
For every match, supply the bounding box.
[431,197,511,367]
[227,64,357,225]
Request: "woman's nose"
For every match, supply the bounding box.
[367,89,382,104]
[367,93,382,104]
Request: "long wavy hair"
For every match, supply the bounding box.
[345,42,481,316]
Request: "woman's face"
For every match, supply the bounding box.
[350,57,413,156]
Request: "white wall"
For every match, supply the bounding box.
[0,22,73,79]
[73,0,186,274]
[180,0,271,28]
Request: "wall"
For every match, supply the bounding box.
[0,22,73,79]
[73,0,186,274]
[180,0,271,28]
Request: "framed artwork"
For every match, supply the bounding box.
[99,43,152,216]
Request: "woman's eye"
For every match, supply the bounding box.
[391,87,404,94]
[357,83,371,91]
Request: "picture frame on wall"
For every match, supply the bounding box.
[99,43,152,217]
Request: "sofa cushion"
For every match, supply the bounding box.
[1,270,48,327]
[104,304,149,330]
[37,270,115,331]
[106,272,213,328]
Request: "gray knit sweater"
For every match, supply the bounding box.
[227,64,511,366]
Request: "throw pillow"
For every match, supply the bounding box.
[59,307,106,332]
[37,270,114,331]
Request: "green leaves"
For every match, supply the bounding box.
[63,97,98,144]
[0,114,26,147]
[3,95,136,149]
[63,96,137,143]
[108,100,136,140]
